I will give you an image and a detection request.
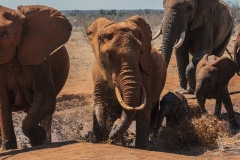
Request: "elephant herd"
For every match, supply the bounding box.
[0,0,240,151]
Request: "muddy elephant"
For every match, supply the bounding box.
[0,5,72,150]
[234,29,240,75]
[87,16,166,149]
[152,0,233,94]
[195,55,239,129]
[154,92,189,137]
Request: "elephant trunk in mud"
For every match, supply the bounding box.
[234,29,240,75]
[154,92,189,137]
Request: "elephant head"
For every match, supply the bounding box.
[0,5,72,66]
[234,29,240,75]
[87,15,152,111]
[154,91,189,137]
[153,0,219,66]
[195,55,237,108]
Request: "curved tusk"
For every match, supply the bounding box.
[152,24,162,41]
[173,31,186,49]
[115,84,147,111]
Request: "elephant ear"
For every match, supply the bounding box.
[196,54,209,76]
[87,18,114,58]
[191,0,219,30]
[17,5,72,66]
[211,56,237,86]
[124,16,152,75]
[174,92,190,112]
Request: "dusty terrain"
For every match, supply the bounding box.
[1,14,240,159]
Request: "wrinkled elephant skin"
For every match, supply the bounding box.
[154,91,190,137]
[0,5,72,150]
[87,16,167,149]
[153,0,233,93]
[195,55,239,129]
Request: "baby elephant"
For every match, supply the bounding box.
[234,28,240,75]
[154,91,189,137]
[195,55,239,129]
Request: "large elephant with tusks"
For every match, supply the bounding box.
[153,0,233,94]
[87,16,166,149]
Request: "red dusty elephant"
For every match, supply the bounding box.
[0,5,72,150]
[87,16,166,149]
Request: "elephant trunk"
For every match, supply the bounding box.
[115,83,146,110]
[161,9,187,67]
[195,87,207,113]
[109,64,142,140]
[154,108,167,137]
[234,42,240,76]
[118,80,142,110]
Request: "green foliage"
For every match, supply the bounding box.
[107,9,117,15]
[144,9,151,14]
[118,12,125,17]
[100,9,106,15]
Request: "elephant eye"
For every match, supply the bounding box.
[187,5,192,11]
[86,30,92,36]
[103,33,113,41]
[0,31,8,39]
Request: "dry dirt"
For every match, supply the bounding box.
[1,23,240,159]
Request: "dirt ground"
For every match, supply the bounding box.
[1,23,240,159]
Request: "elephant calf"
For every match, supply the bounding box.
[154,91,190,137]
[0,5,72,150]
[234,28,240,75]
[195,55,239,129]
[87,16,166,149]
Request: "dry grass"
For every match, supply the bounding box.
[154,106,231,153]
[64,10,164,45]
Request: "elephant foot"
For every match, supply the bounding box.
[2,140,17,150]
[213,112,221,119]
[177,87,194,94]
[229,119,240,134]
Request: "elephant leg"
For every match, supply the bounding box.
[150,101,159,129]
[220,88,239,129]
[214,98,222,119]
[39,114,52,143]
[175,42,189,93]
[93,109,109,143]
[135,109,151,149]
[196,94,207,114]
[109,110,136,144]
[0,109,17,150]
[0,91,17,150]
[93,101,120,143]
[186,61,196,93]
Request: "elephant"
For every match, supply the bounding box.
[87,15,167,149]
[154,91,190,137]
[234,28,240,75]
[152,0,233,94]
[195,54,239,129]
[0,5,72,150]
